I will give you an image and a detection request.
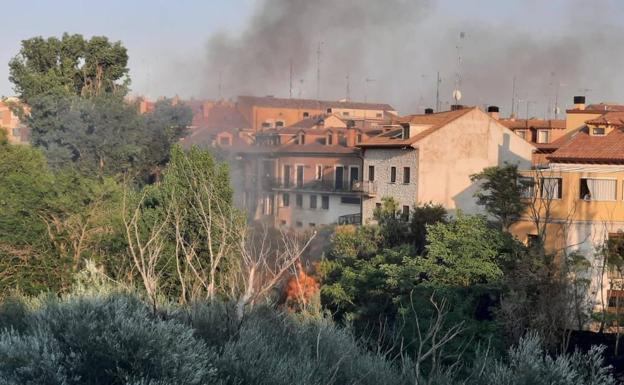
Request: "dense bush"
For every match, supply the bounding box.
[0,292,615,384]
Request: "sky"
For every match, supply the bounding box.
[2,0,624,115]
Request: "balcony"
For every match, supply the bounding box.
[351,180,377,197]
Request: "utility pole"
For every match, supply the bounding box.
[364,77,375,102]
[316,42,323,99]
[345,74,350,101]
[289,59,293,98]
[435,71,441,112]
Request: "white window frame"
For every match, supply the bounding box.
[315,164,323,181]
[580,177,617,202]
[537,129,550,144]
[295,164,305,188]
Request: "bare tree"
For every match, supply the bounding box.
[122,188,171,310]
[231,226,316,321]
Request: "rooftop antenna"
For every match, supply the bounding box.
[298,79,304,98]
[435,71,441,112]
[218,71,223,100]
[364,77,376,102]
[554,82,567,119]
[453,32,465,105]
[289,59,293,99]
[316,42,323,99]
[511,76,516,118]
[345,74,350,101]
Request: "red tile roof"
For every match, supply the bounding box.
[499,119,566,130]
[585,111,624,126]
[192,103,249,130]
[358,107,475,148]
[237,95,395,112]
[547,127,624,163]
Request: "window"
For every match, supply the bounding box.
[376,202,382,210]
[11,127,20,137]
[341,196,361,205]
[309,222,316,228]
[593,127,606,136]
[349,166,359,187]
[527,234,540,248]
[540,178,562,199]
[322,195,330,209]
[357,133,363,143]
[310,195,317,209]
[296,165,304,187]
[390,167,397,183]
[296,194,303,208]
[608,291,624,309]
[580,178,616,201]
[327,134,333,145]
[296,221,303,227]
[376,113,383,118]
[402,126,410,139]
[303,112,309,118]
[282,193,290,207]
[219,136,231,146]
[280,220,287,226]
[403,167,411,184]
[402,205,410,221]
[518,177,535,198]
[283,165,291,187]
[342,111,349,116]
[516,130,527,139]
[299,134,306,145]
[261,122,271,128]
[537,129,550,144]
[316,165,323,180]
[275,120,285,128]
[368,165,375,181]
[326,108,332,113]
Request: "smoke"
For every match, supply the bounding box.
[202,0,624,116]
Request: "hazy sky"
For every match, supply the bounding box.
[2,0,623,115]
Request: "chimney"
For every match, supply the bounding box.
[424,108,434,114]
[346,127,356,147]
[450,104,463,111]
[487,105,500,120]
[573,96,586,110]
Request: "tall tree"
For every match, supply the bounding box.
[470,163,529,231]
[9,33,129,103]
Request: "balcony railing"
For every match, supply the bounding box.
[351,180,377,197]
[338,213,362,225]
[268,178,364,193]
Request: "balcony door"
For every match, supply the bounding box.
[335,166,344,190]
[349,166,359,188]
[283,165,291,187]
[296,165,304,188]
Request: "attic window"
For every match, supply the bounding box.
[593,127,605,136]
[342,111,349,116]
[275,120,285,128]
[537,129,550,144]
[327,134,333,145]
[261,122,272,129]
[326,108,332,113]
[402,126,410,139]
[303,112,309,118]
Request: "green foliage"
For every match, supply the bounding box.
[423,212,511,286]
[0,293,215,385]
[470,163,529,230]
[373,197,409,247]
[409,202,447,254]
[9,33,129,102]
[325,225,380,259]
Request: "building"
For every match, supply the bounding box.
[357,106,535,222]
[181,100,253,148]
[510,97,624,314]
[236,95,397,131]
[239,113,388,229]
[0,98,28,144]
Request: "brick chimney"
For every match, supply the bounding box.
[346,127,356,147]
[573,96,586,110]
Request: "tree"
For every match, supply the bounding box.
[410,202,447,254]
[9,33,129,103]
[373,197,409,247]
[471,163,529,231]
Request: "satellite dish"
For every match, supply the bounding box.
[452,89,462,102]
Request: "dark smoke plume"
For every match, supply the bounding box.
[202,0,624,116]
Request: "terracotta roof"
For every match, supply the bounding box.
[287,114,332,129]
[274,143,359,155]
[358,108,475,148]
[192,103,249,130]
[585,111,624,126]
[547,127,624,163]
[567,104,624,113]
[237,95,395,111]
[499,119,565,130]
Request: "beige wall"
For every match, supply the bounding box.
[417,108,534,214]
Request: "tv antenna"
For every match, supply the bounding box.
[453,32,465,105]
[345,74,351,101]
[316,41,323,99]
[364,77,376,102]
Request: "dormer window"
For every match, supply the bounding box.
[303,112,309,118]
[516,129,527,139]
[327,133,333,145]
[299,133,305,145]
[342,111,349,116]
[275,120,285,128]
[326,108,332,113]
[261,122,272,129]
[593,127,606,136]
